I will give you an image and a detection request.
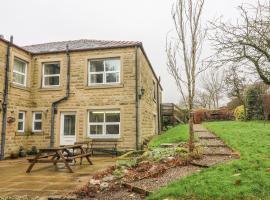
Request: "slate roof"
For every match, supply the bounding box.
[22,39,142,54]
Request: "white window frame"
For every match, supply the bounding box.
[153,81,157,101]
[42,62,60,88]
[17,111,25,133]
[32,112,42,132]
[13,58,27,87]
[88,58,120,85]
[88,110,120,139]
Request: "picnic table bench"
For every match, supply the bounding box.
[26,144,93,173]
[75,140,118,157]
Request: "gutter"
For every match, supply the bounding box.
[50,45,71,147]
[135,46,140,150]
[1,36,13,160]
[157,77,161,133]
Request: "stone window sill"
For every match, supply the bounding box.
[39,87,63,92]
[10,83,30,91]
[84,83,124,90]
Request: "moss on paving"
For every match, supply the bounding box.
[148,121,270,200]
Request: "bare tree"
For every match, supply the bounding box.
[167,0,206,152]
[194,91,212,109]
[224,66,247,105]
[201,69,224,109]
[210,1,270,85]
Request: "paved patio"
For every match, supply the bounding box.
[0,157,116,198]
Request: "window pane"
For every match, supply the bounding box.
[18,113,24,120]
[106,72,119,83]
[106,112,120,122]
[90,74,103,84]
[90,125,103,135]
[13,73,25,85]
[106,125,119,135]
[34,122,42,130]
[35,113,42,120]
[105,59,120,72]
[44,76,59,86]
[44,63,60,75]
[89,112,104,122]
[90,60,104,72]
[14,59,26,73]
[18,122,23,131]
[64,115,75,136]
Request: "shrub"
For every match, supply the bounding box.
[244,84,265,120]
[234,105,245,121]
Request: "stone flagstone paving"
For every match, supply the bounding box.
[0,157,116,198]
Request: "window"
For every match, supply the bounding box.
[32,112,42,132]
[88,110,120,138]
[88,58,120,85]
[13,58,27,86]
[17,111,25,132]
[42,62,60,87]
[153,81,157,100]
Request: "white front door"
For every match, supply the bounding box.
[60,112,76,145]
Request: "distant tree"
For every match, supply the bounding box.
[201,69,224,109]
[167,0,206,152]
[224,66,247,104]
[227,98,242,110]
[210,1,270,85]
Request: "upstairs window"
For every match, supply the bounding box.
[32,112,42,132]
[17,111,25,132]
[42,62,60,87]
[88,58,120,85]
[88,110,120,138]
[13,58,27,86]
[153,81,157,100]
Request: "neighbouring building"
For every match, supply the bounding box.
[0,37,162,158]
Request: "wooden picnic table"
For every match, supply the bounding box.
[26,144,93,173]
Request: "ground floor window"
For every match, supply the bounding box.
[17,111,25,132]
[88,110,120,138]
[32,112,42,132]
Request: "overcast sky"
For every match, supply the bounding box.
[0,0,257,104]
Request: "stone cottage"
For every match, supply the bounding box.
[0,36,162,158]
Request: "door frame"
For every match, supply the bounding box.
[60,112,77,145]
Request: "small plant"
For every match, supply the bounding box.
[27,146,38,155]
[18,146,27,157]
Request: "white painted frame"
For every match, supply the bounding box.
[42,62,60,88]
[88,110,120,139]
[32,112,42,132]
[17,111,25,132]
[88,58,120,86]
[13,58,27,87]
[60,112,77,145]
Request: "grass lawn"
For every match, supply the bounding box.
[148,121,270,200]
[148,124,189,148]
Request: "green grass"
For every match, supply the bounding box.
[148,121,270,200]
[148,125,189,148]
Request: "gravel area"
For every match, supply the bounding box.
[85,188,143,200]
[200,139,225,146]
[191,155,234,167]
[203,146,234,155]
[128,165,201,192]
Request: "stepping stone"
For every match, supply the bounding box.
[191,155,235,167]
[200,139,226,147]
[203,146,234,156]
